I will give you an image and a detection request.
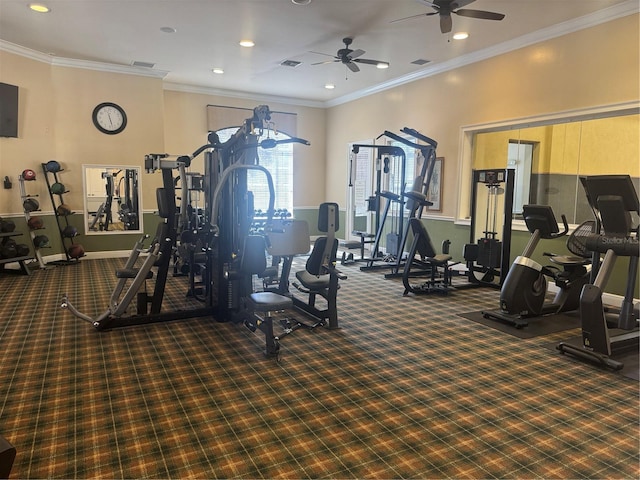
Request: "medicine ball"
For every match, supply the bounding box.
[15,243,30,257]
[67,243,85,259]
[1,243,17,259]
[57,204,72,216]
[62,225,78,238]
[0,219,16,232]
[45,160,62,173]
[23,198,40,212]
[22,169,37,181]
[33,235,50,248]
[27,216,44,230]
[50,182,66,195]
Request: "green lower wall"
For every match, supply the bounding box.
[5,209,634,298]
[421,216,638,299]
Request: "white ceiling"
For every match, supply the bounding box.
[0,0,635,106]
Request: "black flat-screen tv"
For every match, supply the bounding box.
[0,82,19,138]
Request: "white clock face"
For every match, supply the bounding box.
[93,103,127,134]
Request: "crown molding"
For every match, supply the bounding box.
[0,40,168,79]
[52,56,169,79]
[0,39,52,63]
[162,82,324,109]
[324,0,639,107]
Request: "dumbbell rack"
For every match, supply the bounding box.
[0,231,31,275]
[41,163,82,265]
[18,174,48,269]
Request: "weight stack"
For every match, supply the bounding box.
[386,232,400,257]
[477,238,502,268]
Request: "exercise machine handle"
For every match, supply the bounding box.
[401,127,438,148]
[259,136,310,149]
[551,214,569,239]
[175,143,220,167]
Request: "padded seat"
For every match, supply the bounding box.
[295,270,331,290]
[249,291,293,312]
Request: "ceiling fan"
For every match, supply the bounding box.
[311,37,389,73]
[391,0,505,34]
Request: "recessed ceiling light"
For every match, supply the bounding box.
[324,84,335,89]
[292,0,312,4]
[376,62,390,69]
[239,40,255,48]
[212,68,224,74]
[28,3,50,13]
[453,32,469,40]
[160,26,177,34]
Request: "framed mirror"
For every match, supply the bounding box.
[82,165,143,235]
[458,103,639,226]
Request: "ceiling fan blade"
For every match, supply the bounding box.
[353,58,386,66]
[440,14,453,33]
[311,60,338,66]
[347,62,360,73]
[455,8,505,20]
[389,12,430,23]
[309,51,336,58]
[349,49,365,59]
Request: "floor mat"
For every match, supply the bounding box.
[544,334,640,381]
[458,310,581,339]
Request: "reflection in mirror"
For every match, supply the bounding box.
[470,111,639,225]
[82,165,142,234]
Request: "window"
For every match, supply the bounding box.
[215,127,293,213]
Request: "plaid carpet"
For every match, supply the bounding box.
[1,256,639,479]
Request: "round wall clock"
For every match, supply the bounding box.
[92,102,127,135]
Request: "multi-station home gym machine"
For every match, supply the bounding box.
[62,105,345,356]
[87,168,140,232]
[350,128,438,276]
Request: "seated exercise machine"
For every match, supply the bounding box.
[482,204,592,328]
[290,203,346,329]
[557,175,639,370]
[401,191,453,295]
[226,204,346,356]
[256,204,347,330]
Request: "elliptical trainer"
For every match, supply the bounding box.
[482,204,592,328]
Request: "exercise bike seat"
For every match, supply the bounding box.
[548,254,590,266]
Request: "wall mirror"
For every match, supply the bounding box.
[82,165,143,235]
[459,103,639,226]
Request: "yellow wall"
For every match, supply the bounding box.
[0,51,55,213]
[325,14,639,217]
[472,114,639,177]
